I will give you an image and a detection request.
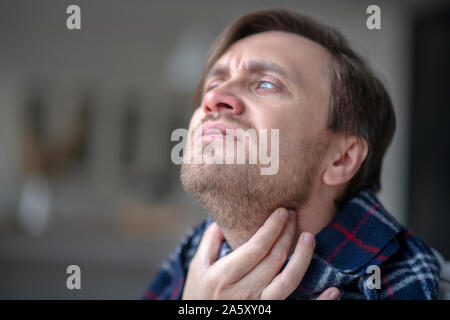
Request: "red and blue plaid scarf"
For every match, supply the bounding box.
[143,188,440,300]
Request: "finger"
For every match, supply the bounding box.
[242,210,296,291]
[192,222,224,268]
[261,232,315,300]
[214,208,289,283]
[316,287,340,300]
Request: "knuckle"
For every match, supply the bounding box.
[277,274,295,293]
[203,270,219,285]
[269,250,288,266]
[201,273,220,293]
[248,241,267,259]
[204,267,228,287]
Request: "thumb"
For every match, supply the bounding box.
[194,222,224,268]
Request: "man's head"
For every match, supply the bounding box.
[181,9,395,236]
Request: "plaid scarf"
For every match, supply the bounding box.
[143,188,440,300]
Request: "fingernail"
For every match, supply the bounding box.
[328,289,340,300]
[301,232,315,245]
[278,208,288,221]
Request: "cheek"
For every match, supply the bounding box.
[253,116,295,153]
[257,111,312,152]
[278,103,325,141]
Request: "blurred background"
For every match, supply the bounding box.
[0,0,449,299]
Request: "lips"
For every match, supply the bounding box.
[199,122,238,141]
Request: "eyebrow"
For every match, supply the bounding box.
[205,59,291,83]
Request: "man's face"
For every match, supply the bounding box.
[181,31,333,231]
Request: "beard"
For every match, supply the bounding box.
[180,118,329,235]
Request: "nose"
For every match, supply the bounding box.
[202,87,245,115]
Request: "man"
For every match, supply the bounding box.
[143,9,440,300]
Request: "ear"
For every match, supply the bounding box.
[323,136,369,186]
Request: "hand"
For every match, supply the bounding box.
[182,208,340,300]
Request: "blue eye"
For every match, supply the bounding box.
[258,81,276,89]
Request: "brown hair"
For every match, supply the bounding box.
[192,8,396,202]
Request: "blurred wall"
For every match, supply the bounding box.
[0,0,445,298]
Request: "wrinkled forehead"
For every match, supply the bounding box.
[214,31,332,79]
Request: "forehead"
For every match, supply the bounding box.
[214,31,332,77]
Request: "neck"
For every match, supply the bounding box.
[214,185,339,250]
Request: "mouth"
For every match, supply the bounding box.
[198,122,239,141]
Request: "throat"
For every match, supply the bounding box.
[207,202,268,250]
